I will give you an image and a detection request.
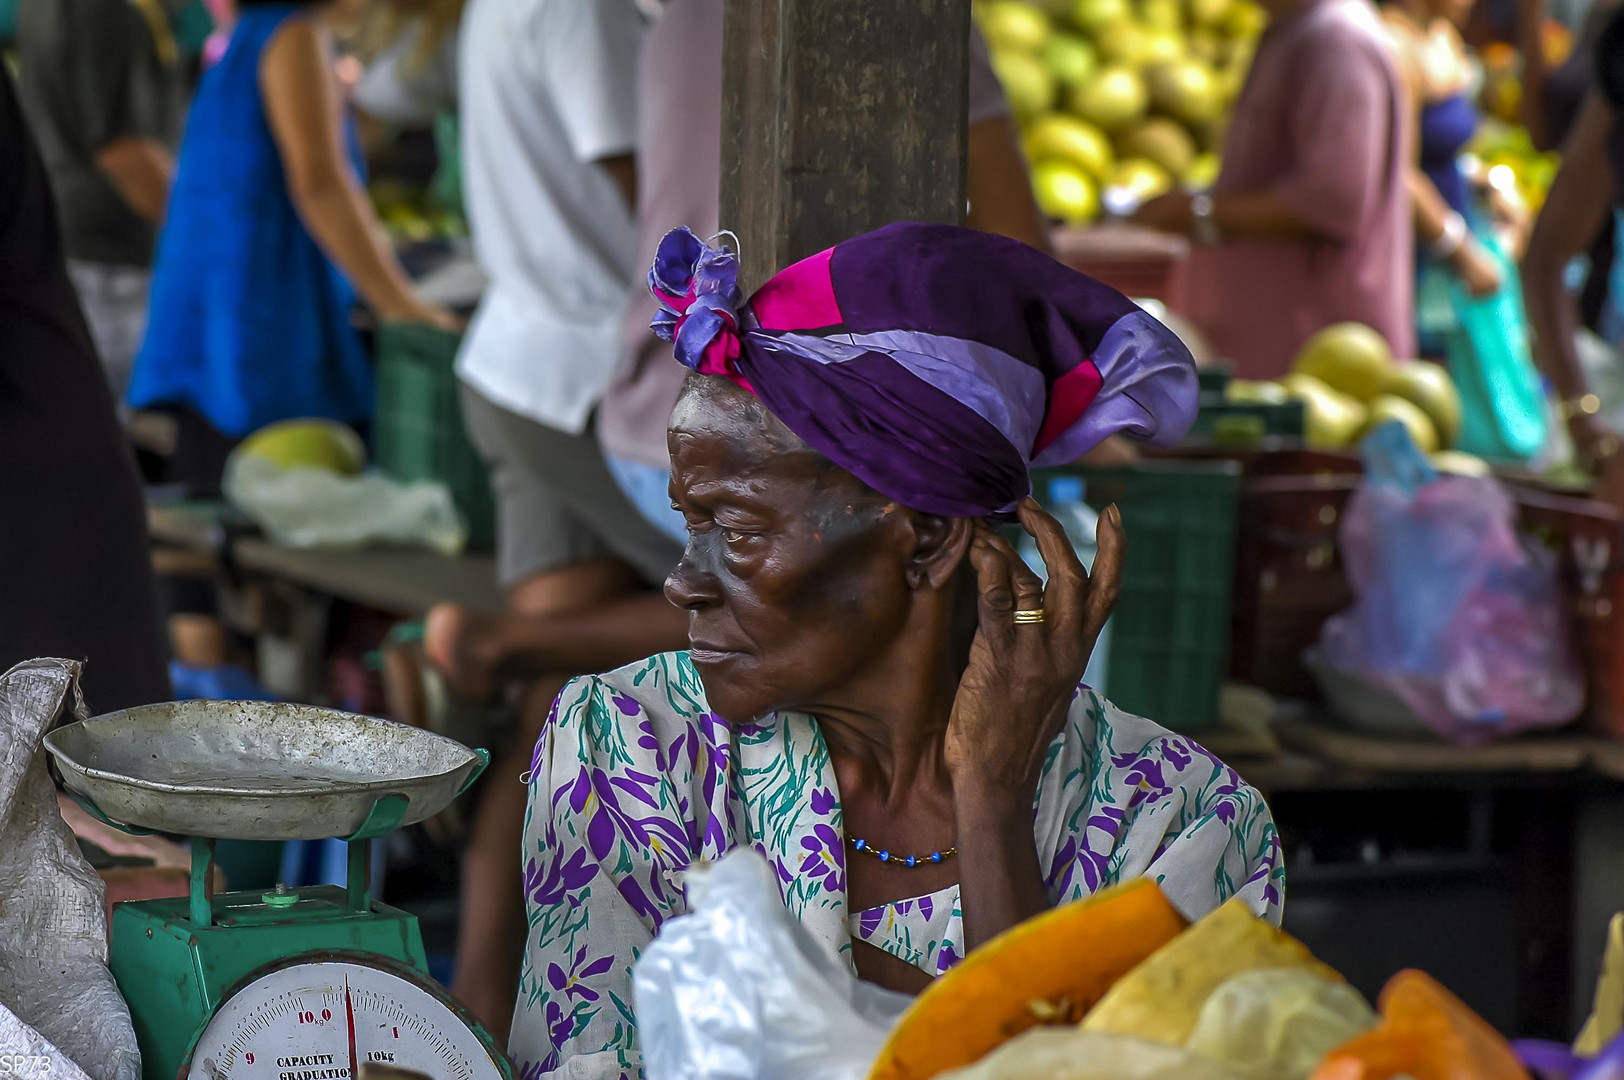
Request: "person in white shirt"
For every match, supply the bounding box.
[425,0,687,1037]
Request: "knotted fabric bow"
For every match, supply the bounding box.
[648,222,1199,519]
[649,227,747,384]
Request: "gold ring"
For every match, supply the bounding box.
[1012,609,1046,625]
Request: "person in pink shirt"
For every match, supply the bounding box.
[1134,0,1415,378]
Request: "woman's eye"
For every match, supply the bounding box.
[721,529,747,545]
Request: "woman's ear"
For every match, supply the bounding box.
[903,513,977,590]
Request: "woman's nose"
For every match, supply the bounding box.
[665,547,721,611]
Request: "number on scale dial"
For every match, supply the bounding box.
[186,960,505,1080]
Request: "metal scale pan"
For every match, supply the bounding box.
[44,699,486,840]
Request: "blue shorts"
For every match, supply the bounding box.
[607,455,688,546]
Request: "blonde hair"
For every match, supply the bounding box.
[356,0,465,74]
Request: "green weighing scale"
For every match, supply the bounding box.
[44,700,511,1080]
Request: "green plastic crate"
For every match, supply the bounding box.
[1186,395,1306,442]
[373,322,496,552]
[1196,367,1232,395]
[1032,460,1241,731]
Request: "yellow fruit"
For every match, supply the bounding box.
[1226,379,1290,405]
[1043,32,1099,86]
[1118,117,1197,177]
[1082,898,1342,1046]
[1141,30,1184,65]
[240,419,367,475]
[1186,26,1222,63]
[1431,450,1493,477]
[1148,59,1224,124]
[1095,21,1150,65]
[1281,373,1369,449]
[868,880,1187,1080]
[991,50,1057,117]
[1293,321,1395,401]
[1026,113,1115,180]
[1363,394,1440,453]
[1110,156,1173,200]
[1142,0,1184,32]
[1188,0,1235,26]
[1384,360,1462,447]
[1070,65,1149,131]
[1221,0,1269,35]
[977,1,1052,53]
[1219,33,1258,71]
[1032,160,1101,223]
[1184,151,1221,188]
[1071,0,1133,34]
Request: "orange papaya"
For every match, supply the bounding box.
[1310,970,1530,1080]
[867,878,1187,1080]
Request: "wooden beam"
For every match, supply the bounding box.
[720,0,973,290]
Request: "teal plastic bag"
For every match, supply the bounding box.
[1445,231,1547,461]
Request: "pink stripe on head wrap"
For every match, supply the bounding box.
[1032,360,1104,457]
[749,248,843,332]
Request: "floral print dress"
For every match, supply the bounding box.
[509,652,1285,1080]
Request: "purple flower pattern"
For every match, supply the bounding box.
[798,823,846,895]
[508,652,1285,1080]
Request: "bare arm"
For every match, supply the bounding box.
[1519,0,1554,148]
[951,506,1123,953]
[260,18,453,327]
[95,136,174,224]
[1131,186,1327,240]
[1524,92,1616,457]
[1388,28,1504,295]
[966,115,1053,255]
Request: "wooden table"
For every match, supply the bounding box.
[148,501,502,699]
[149,503,502,615]
[231,538,501,616]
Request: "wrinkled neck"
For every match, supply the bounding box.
[805,565,976,807]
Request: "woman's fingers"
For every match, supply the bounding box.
[1082,505,1126,655]
[978,526,1046,618]
[1016,497,1088,627]
[967,525,1019,655]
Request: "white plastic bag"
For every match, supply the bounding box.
[224,452,466,554]
[0,659,140,1080]
[632,849,910,1080]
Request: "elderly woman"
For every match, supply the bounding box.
[509,223,1284,1078]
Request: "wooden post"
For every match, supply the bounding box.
[720,0,973,291]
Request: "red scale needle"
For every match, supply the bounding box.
[345,978,359,1080]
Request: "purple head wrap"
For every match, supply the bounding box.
[649,222,1198,518]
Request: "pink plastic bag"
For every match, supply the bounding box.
[1318,424,1585,744]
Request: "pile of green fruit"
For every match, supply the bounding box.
[977,0,1267,224]
[1227,322,1491,475]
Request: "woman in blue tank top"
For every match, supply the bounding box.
[129,0,454,475]
[1382,0,1509,334]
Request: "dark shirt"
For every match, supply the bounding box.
[16,0,182,266]
[0,63,171,712]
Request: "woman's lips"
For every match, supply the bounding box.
[688,643,745,664]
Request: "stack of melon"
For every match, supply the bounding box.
[867,880,1531,1080]
[1226,322,1488,475]
[976,0,1267,224]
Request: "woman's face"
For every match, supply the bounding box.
[664,380,921,724]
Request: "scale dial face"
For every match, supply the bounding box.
[186,959,507,1080]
